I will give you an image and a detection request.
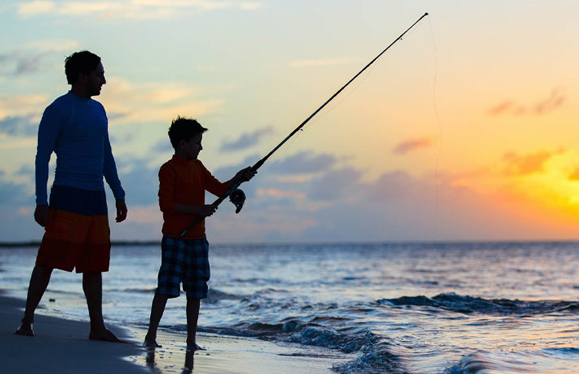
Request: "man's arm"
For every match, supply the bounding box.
[34,205,49,227]
[115,199,128,223]
[34,104,63,226]
[103,132,127,223]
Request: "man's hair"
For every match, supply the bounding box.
[64,50,101,85]
[168,116,208,150]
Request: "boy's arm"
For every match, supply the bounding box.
[173,203,217,217]
[159,164,217,218]
[226,167,257,188]
[208,167,256,196]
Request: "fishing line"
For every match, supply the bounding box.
[180,13,430,237]
[266,21,424,173]
[306,62,377,126]
[263,63,378,174]
[302,19,427,138]
[428,16,443,237]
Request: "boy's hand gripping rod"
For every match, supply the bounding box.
[179,12,429,237]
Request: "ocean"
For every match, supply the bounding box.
[1,241,579,374]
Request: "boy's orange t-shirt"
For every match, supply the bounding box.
[158,155,228,239]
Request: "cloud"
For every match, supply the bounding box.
[568,168,579,181]
[18,1,56,16]
[116,157,161,206]
[271,151,337,175]
[0,41,78,77]
[0,115,39,137]
[3,145,578,243]
[392,137,434,155]
[0,138,36,150]
[17,0,263,20]
[370,171,423,201]
[211,166,541,243]
[288,58,356,69]
[152,138,174,153]
[503,149,564,176]
[0,171,33,205]
[220,126,274,152]
[124,204,162,225]
[0,52,46,76]
[308,167,362,201]
[99,77,222,125]
[256,188,306,200]
[488,89,566,116]
[0,95,46,123]
[2,52,47,75]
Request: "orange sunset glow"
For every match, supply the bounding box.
[1,1,579,243]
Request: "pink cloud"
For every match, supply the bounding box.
[503,149,564,176]
[488,89,565,116]
[392,137,434,155]
[568,168,579,181]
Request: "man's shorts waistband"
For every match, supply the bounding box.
[49,185,107,216]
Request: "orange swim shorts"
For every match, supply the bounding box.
[36,186,111,273]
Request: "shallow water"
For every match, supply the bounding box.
[2,241,579,373]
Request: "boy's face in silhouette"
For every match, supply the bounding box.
[180,133,203,160]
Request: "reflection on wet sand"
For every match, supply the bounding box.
[145,347,194,374]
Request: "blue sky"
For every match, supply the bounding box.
[2,1,579,243]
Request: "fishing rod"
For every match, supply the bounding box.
[180,12,429,237]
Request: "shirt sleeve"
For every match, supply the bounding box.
[158,164,177,214]
[201,163,228,198]
[103,131,125,200]
[35,104,62,205]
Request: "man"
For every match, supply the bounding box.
[15,50,128,342]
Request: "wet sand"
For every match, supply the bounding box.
[1,293,350,373]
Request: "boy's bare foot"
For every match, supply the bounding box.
[143,339,162,348]
[15,321,34,337]
[186,343,205,352]
[89,328,124,343]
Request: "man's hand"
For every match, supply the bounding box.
[116,199,128,223]
[34,205,49,227]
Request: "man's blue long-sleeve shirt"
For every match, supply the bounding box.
[35,91,125,205]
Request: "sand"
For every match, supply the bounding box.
[1,293,351,374]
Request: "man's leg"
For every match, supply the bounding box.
[144,293,169,347]
[15,265,53,336]
[186,298,201,350]
[82,271,123,342]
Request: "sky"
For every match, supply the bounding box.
[1,0,579,244]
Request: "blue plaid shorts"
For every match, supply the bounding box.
[156,236,210,299]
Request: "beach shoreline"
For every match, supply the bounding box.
[1,292,349,374]
[0,292,147,374]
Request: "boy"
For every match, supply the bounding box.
[144,117,255,350]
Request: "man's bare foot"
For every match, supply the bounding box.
[15,321,34,337]
[89,328,124,343]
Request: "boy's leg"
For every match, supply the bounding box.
[83,271,123,343]
[15,265,53,336]
[186,298,201,349]
[145,293,169,346]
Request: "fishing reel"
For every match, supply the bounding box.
[229,188,246,214]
